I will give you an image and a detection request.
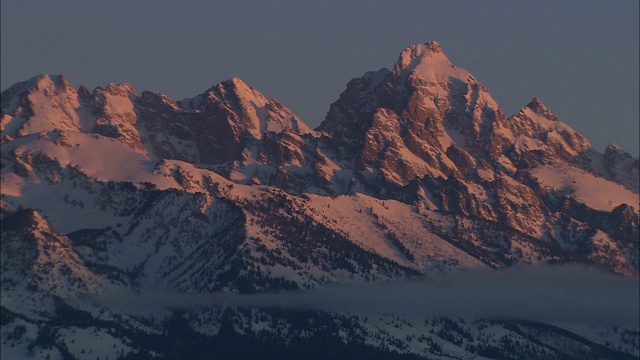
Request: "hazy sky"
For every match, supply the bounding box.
[2,0,638,154]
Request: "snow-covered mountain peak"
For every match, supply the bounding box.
[512,98,574,134]
[422,40,442,52]
[523,97,558,121]
[218,77,268,106]
[32,74,72,91]
[1,74,74,111]
[223,77,269,108]
[178,77,267,114]
[1,74,85,138]
[498,98,591,160]
[178,77,314,139]
[103,82,139,97]
[392,41,470,84]
[397,41,444,65]
[17,74,72,92]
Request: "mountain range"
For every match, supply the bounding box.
[1,41,638,359]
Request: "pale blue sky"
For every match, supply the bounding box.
[2,0,638,154]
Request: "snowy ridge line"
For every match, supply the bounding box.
[1,40,639,360]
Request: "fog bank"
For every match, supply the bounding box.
[96,265,639,328]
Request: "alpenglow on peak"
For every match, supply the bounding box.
[392,41,471,83]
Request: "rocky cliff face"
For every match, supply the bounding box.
[2,42,638,277]
[315,42,636,258]
[604,143,640,193]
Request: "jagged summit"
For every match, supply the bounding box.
[395,41,444,68]
[1,73,87,138]
[1,41,637,240]
[526,97,545,109]
[102,82,139,96]
[179,77,269,111]
[178,77,314,138]
[1,41,639,360]
[423,40,442,52]
[1,74,72,110]
[391,40,472,84]
[17,73,71,90]
[522,97,559,121]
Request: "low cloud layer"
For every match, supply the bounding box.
[96,265,639,328]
